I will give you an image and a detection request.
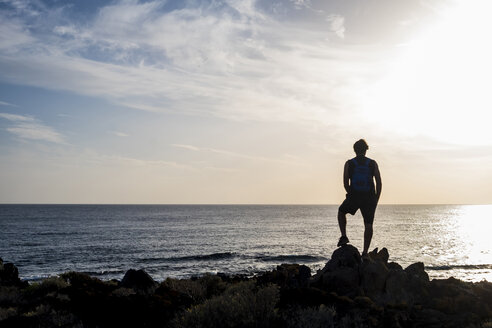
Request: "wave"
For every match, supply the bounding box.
[139,252,237,264]
[425,264,492,271]
[172,252,237,261]
[138,253,327,264]
[257,255,327,263]
[81,269,127,276]
[36,231,81,236]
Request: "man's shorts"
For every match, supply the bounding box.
[339,192,377,225]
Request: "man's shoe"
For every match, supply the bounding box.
[337,235,349,247]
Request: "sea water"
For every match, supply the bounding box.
[0,205,491,282]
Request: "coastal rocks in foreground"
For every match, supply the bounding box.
[1,250,492,328]
[308,245,492,327]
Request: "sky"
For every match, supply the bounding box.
[0,0,491,204]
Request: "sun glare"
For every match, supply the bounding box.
[365,0,492,145]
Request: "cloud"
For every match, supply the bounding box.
[327,14,345,39]
[0,0,43,17]
[110,131,130,137]
[104,155,194,170]
[0,0,381,128]
[172,143,306,166]
[0,112,31,121]
[0,100,18,107]
[0,112,65,143]
[290,0,312,10]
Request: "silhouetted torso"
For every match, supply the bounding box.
[347,155,376,195]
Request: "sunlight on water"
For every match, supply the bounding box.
[366,205,492,282]
[454,205,492,276]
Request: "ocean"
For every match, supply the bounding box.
[0,204,491,283]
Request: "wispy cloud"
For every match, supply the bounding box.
[172,143,306,166]
[0,112,31,121]
[105,155,194,170]
[110,131,129,137]
[0,100,18,107]
[0,112,65,143]
[327,14,345,39]
[0,0,382,127]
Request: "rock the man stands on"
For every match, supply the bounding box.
[337,139,382,257]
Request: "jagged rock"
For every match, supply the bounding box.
[429,278,491,318]
[381,262,430,306]
[405,262,429,282]
[258,263,311,288]
[322,266,361,297]
[387,262,403,271]
[0,258,27,287]
[311,245,361,296]
[360,255,389,299]
[311,246,437,307]
[368,247,389,263]
[326,244,361,270]
[120,269,156,293]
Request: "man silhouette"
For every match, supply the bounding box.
[337,139,382,257]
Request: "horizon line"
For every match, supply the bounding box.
[1,203,490,206]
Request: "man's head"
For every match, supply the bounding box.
[353,139,369,156]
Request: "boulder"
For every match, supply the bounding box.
[311,245,361,296]
[326,244,361,270]
[360,256,389,300]
[311,246,437,306]
[387,262,403,271]
[382,262,431,306]
[384,268,413,305]
[120,269,156,293]
[321,266,361,297]
[0,258,27,287]
[258,263,311,288]
[405,262,429,282]
[429,278,492,317]
[368,247,389,264]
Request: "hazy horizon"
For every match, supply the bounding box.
[1,0,492,204]
[0,203,488,206]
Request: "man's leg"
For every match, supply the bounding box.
[337,210,350,247]
[337,210,347,237]
[363,223,373,255]
[338,196,354,246]
[361,199,376,255]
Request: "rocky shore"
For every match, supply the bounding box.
[1,246,491,327]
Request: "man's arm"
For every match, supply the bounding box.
[343,161,350,193]
[374,161,382,203]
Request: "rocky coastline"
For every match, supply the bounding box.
[1,246,491,327]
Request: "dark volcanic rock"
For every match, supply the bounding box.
[258,263,311,288]
[405,262,429,282]
[312,246,436,307]
[0,258,27,287]
[360,255,389,300]
[308,246,492,327]
[368,247,389,263]
[327,244,361,269]
[311,245,361,297]
[120,269,157,293]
